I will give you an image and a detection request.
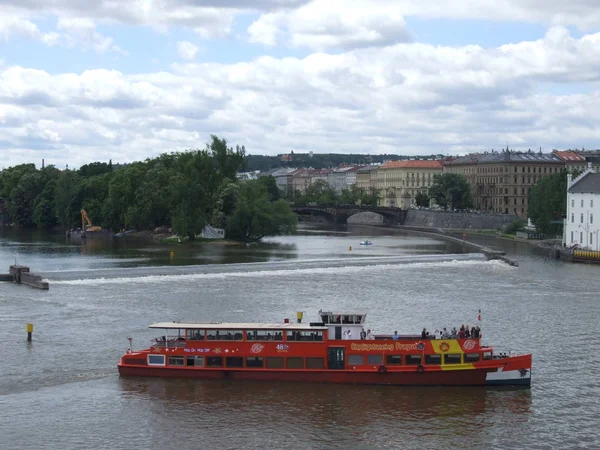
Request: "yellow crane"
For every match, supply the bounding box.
[81,209,102,232]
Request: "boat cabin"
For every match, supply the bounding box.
[318,310,366,340]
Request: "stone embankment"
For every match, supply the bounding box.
[404,210,517,230]
[3,265,49,289]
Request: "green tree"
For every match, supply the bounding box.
[415,191,430,207]
[429,173,473,210]
[54,170,82,229]
[33,179,58,228]
[208,135,247,180]
[258,175,280,202]
[211,179,240,229]
[305,179,337,205]
[528,170,571,235]
[226,180,297,242]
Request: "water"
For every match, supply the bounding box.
[1,227,599,449]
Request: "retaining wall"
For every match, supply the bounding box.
[347,212,384,225]
[404,210,518,230]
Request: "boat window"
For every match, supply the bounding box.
[206,357,223,367]
[464,353,480,362]
[266,357,284,369]
[444,354,461,364]
[246,357,264,368]
[147,354,165,366]
[367,354,383,365]
[405,355,422,365]
[187,329,205,340]
[286,357,304,369]
[168,356,184,366]
[306,357,325,369]
[186,356,204,367]
[386,355,403,365]
[226,357,244,368]
[425,354,441,365]
[348,355,364,366]
[483,351,493,360]
[206,330,243,341]
[286,330,324,341]
[246,330,283,341]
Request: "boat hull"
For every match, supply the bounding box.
[118,365,530,387]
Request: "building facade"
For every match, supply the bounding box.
[327,166,362,194]
[445,151,564,217]
[563,167,600,249]
[375,160,443,207]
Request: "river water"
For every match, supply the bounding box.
[0,226,598,450]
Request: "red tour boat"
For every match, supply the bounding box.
[118,311,532,387]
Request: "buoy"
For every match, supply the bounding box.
[26,323,33,342]
[349,246,352,251]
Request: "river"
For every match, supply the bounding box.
[0,226,598,450]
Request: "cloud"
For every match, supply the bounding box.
[248,0,411,50]
[2,26,600,168]
[0,14,59,45]
[56,17,126,54]
[176,41,200,61]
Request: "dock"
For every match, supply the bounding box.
[1,265,50,290]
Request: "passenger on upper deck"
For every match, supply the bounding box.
[366,329,374,340]
[421,328,427,339]
[392,331,399,340]
[360,328,366,340]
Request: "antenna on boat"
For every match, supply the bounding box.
[127,337,133,354]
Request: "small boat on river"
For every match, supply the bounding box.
[359,240,373,246]
[117,310,532,387]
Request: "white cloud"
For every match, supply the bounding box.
[2,26,600,168]
[176,41,200,61]
[0,14,59,45]
[56,17,126,54]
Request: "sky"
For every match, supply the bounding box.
[2,0,600,169]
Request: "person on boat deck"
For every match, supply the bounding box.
[347,329,353,340]
[360,328,367,340]
[343,330,349,340]
[392,331,399,340]
[442,328,450,339]
[366,329,374,340]
[421,328,427,339]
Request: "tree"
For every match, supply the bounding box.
[429,173,473,210]
[54,170,82,229]
[305,179,337,205]
[226,180,297,242]
[528,170,570,235]
[258,175,280,202]
[415,192,430,208]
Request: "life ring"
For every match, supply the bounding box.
[440,342,450,352]
[417,364,425,373]
[378,365,387,373]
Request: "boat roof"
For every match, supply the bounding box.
[149,322,328,330]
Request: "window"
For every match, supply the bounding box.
[246,357,264,368]
[444,354,461,364]
[266,357,284,369]
[386,355,403,365]
[581,232,583,243]
[246,330,283,341]
[483,351,493,360]
[571,231,574,243]
[572,213,574,223]
[226,357,244,368]
[367,354,383,365]
[592,199,594,208]
[286,357,304,369]
[186,356,204,367]
[206,330,243,341]
[286,331,323,341]
[405,355,422,365]
[168,356,184,366]
[425,354,442,365]
[148,354,165,366]
[348,355,364,366]
[306,357,325,369]
[581,214,584,223]
[206,357,223,367]
[581,199,584,207]
[187,329,205,340]
[592,214,594,224]
[464,353,480,362]
[591,233,593,245]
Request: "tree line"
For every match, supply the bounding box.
[0,136,296,242]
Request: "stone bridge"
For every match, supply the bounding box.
[291,205,407,225]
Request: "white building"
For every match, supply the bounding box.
[564,164,600,249]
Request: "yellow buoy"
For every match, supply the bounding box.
[349,246,352,251]
[26,323,33,342]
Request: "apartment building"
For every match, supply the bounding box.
[375,160,443,207]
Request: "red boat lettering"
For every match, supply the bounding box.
[350,343,394,352]
[251,344,265,354]
[463,340,476,350]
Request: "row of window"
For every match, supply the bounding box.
[571,213,593,224]
[147,352,490,369]
[149,355,326,369]
[478,166,560,174]
[571,199,594,208]
[184,329,324,342]
[570,231,594,246]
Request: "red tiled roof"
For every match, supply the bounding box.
[379,160,443,169]
[553,151,585,162]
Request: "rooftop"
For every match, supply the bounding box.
[447,151,563,165]
[553,151,585,162]
[568,171,600,194]
[149,322,328,330]
[379,160,443,169]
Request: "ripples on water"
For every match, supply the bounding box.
[1,231,600,449]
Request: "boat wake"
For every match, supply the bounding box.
[45,254,513,286]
